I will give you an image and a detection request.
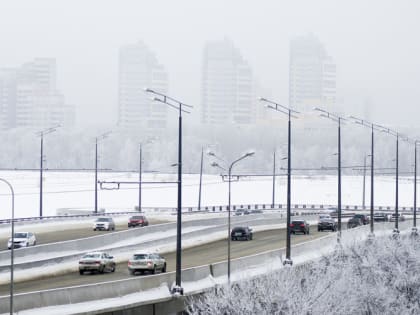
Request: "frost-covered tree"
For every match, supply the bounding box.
[187,236,420,314]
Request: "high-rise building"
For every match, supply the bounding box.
[0,68,17,129]
[0,58,74,130]
[118,41,168,131]
[289,34,336,112]
[201,39,255,125]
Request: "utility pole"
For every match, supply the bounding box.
[362,155,366,209]
[94,131,111,214]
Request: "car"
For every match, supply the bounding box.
[78,251,116,274]
[319,214,332,220]
[347,217,363,229]
[234,209,250,216]
[373,213,389,222]
[231,226,253,240]
[390,213,405,222]
[93,217,115,231]
[317,218,337,232]
[128,252,166,275]
[250,209,263,214]
[128,215,149,228]
[352,214,369,225]
[290,220,310,234]
[7,232,36,249]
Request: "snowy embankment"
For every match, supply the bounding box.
[187,229,420,314]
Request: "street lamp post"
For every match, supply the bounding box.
[272,151,276,208]
[94,131,111,214]
[315,108,345,241]
[198,147,204,211]
[362,155,367,209]
[378,127,407,234]
[211,151,255,283]
[349,116,383,236]
[138,143,142,212]
[0,178,15,315]
[414,141,419,234]
[37,125,59,218]
[145,88,192,295]
[260,97,298,265]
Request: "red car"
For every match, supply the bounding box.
[128,215,149,228]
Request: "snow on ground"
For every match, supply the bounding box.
[0,170,415,219]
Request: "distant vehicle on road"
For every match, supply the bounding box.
[128,215,149,228]
[347,217,363,229]
[317,217,337,232]
[7,232,36,249]
[373,213,389,222]
[78,252,116,274]
[319,214,332,220]
[390,213,405,222]
[93,217,115,231]
[234,209,250,216]
[128,253,166,275]
[290,219,310,235]
[250,209,263,214]
[231,226,253,240]
[353,214,370,225]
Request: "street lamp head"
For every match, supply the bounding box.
[258,97,267,102]
[144,87,154,93]
[245,151,255,157]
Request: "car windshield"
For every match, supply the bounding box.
[292,221,304,224]
[354,215,364,218]
[131,216,144,220]
[96,218,110,222]
[232,227,245,232]
[82,253,101,259]
[133,254,149,260]
[14,232,28,238]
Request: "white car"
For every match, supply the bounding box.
[7,232,36,249]
[79,252,116,274]
[93,217,115,231]
[128,252,167,275]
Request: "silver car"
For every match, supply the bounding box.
[128,253,167,275]
[7,232,36,249]
[79,252,116,274]
[93,217,115,231]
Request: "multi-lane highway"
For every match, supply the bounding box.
[0,218,168,251]
[0,227,329,295]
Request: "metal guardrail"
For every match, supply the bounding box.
[0,202,417,224]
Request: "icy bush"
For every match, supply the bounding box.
[187,235,420,314]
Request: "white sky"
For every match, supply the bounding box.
[0,0,419,126]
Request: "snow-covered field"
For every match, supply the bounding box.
[0,170,415,219]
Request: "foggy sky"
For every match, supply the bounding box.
[1,0,419,127]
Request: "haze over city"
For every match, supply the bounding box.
[1,0,419,127]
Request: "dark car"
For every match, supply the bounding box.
[373,213,388,222]
[347,217,363,229]
[317,218,337,232]
[290,220,310,235]
[231,226,253,241]
[353,214,369,225]
[128,215,149,228]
